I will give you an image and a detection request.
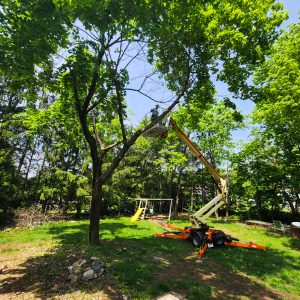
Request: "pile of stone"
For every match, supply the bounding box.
[67,256,105,283]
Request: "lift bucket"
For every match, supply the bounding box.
[145,124,168,138]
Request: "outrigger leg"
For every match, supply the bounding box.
[154,223,190,240]
[155,223,266,261]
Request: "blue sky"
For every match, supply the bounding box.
[125,1,300,141]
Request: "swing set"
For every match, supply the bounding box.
[131,198,173,222]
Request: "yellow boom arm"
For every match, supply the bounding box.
[169,117,228,227]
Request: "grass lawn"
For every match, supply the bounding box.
[0,217,300,299]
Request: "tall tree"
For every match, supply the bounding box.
[0,0,287,243]
[253,22,300,214]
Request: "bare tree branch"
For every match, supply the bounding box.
[122,43,147,70]
[72,23,99,42]
[103,140,122,152]
[87,88,110,113]
[71,74,99,160]
[114,79,128,144]
[100,68,191,184]
[82,48,106,113]
[116,41,131,69]
[125,88,172,104]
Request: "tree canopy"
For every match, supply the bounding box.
[0,0,289,242]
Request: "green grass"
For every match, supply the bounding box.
[1,217,300,299]
[173,218,300,296]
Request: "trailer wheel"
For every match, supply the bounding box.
[191,231,205,247]
[212,230,226,246]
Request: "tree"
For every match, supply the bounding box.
[0,0,287,244]
[253,22,300,214]
[0,76,26,211]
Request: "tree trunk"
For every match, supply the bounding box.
[24,144,35,182]
[89,174,102,245]
[256,197,262,220]
[295,191,300,213]
[168,171,173,199]
[174,172,183,216]
[284,192,298,215]
[42,199,48,213]
[174,189,180,217]
[76,200,82,216]
[159,175,163,214]
[58,197,63,209]
[191,185,194,211]
[17,139,30,173]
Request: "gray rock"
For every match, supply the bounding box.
[73,266,81,274]
[91,260,104,269]
[79,259,87,267]
[91,256,99,261]
[93,273,98,279]
[84,266,92,272]
[72,261,80,268]
[74,259,82,265]
[82,269,94,281]
[96,268,104,276]
[67,266,73,273]
[93,263,104,273]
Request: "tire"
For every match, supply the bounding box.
[191,231,205,247]
[212,230,226,247]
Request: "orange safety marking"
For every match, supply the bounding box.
[154,222,267,260]
[154,223,190,239]
[155,233,189,239]
[224,241,266,251]
[197,243,208,259]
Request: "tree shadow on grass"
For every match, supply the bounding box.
[265,230,300,251]
[0,220,299,299]
[282,238,300,251]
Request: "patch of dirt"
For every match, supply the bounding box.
[154,257,296,300]
[153,255,171,266]
[148,217,169,227]
[0,244,124,300]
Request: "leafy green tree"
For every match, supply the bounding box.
[252,22,300,214]
[0,76,26,211]
[231,137,278,219]
[0,0,287,243]
[171,101,243,215]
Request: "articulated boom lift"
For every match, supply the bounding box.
[168,117,228,228]
[154,117,266,260]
